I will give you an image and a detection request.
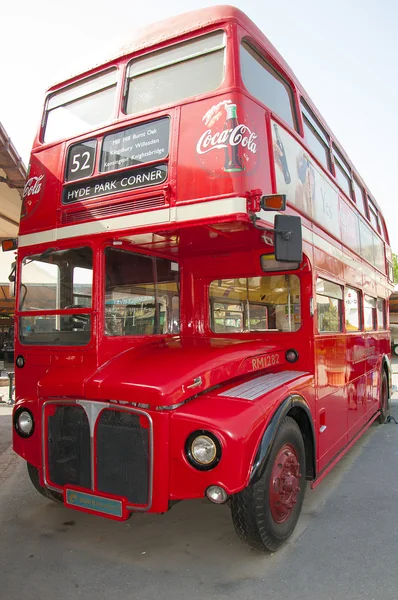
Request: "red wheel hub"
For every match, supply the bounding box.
[269,443,301,523]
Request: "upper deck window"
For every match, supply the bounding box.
[301,100,331,171]
[353,178,367,216]
[240,41,296,130]
[125,31,225,115]
[44,70,118,144]
[333,145,352,198]
[367,197,380,233]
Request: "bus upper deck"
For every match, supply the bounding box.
[19,7,391,292]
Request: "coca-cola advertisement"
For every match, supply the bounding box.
[21,174,45,218]
[196,99,258,177]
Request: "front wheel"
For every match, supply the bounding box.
[377,370,390,424]
[231,416,306,552]
[27,462,63,503]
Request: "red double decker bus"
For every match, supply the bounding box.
[7,6,393,551]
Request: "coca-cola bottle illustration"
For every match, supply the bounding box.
[273,123,291,184]
[223,104,244,172]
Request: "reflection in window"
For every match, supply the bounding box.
[105,248,180,336]
[377,298,385,330]
[209,275,300,333]
[126,31,225,115]
[316,278,342,332]
[364,296,376,331]
[345,287,361,331]
[240,42,296,130]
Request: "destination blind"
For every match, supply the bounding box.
[62,164,168,204]
[100,117,170,172]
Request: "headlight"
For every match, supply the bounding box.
[15,409,34,437]
[185,431,222,470]
[192,436,216,464]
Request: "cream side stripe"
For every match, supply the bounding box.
[18,197,248,247]
[176,197,247,221]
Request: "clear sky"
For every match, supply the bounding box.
[1,0,397,250]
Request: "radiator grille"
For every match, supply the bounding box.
[61,196,166,224]
[47,405,91,488]
[96,410,149,505]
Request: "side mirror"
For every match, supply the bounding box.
[274,215,302,263]
[8,262,16,298]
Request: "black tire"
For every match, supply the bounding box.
[377,370,390,424]
[27,462,63,503]
[231,416,306,552]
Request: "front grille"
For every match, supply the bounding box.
[45,403,151,507]
[47,405,91,488]
[96,410,149,505]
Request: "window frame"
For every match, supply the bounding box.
[42,69,118,144]
[104,247,181,337]
[209,274,301,334]
[376,298,385,330]
[123,30,226,116]
[316,277,343,333]
[344,286,362,332]
[240,38,298,132]
[352,178,367,217]
[333,145,353,199]
[301,99,331,171]
[367,197,381,233]
[364,295,377,331]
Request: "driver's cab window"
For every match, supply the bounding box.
[104,248,180,336]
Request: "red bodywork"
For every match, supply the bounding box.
[13,6,392,517]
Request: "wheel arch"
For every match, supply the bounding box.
[249,394,316,486]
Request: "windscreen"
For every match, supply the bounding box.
[44,70,117,143]
[19,247,93,346]
[105,248,180,336]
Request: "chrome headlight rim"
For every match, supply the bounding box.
[185,430,222,471]
[14,407,35,438]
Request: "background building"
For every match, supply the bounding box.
[0,121,25,345]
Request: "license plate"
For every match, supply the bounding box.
[64,488,125,519]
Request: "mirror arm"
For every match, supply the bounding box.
[249,213,292,239]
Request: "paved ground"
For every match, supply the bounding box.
[1,374,398,599]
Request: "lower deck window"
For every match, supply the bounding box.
[364,296,377,331]
[316,278,342,332]
[209,275,301,333]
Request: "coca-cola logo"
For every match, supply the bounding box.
[196,124,257,155]
[23,175,44,198]
[195,100,258,176]
[21,175,45,218]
